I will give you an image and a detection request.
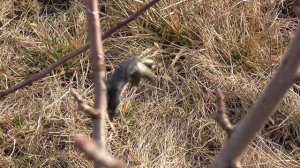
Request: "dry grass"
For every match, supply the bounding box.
[0,0,300,167]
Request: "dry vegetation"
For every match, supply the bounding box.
[0,0,300,167]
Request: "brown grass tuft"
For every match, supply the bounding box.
[1,0,300,167]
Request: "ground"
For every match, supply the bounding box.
[0,0,300,167]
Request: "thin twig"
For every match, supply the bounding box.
[71,89,98,118]
[101,0,159,40]
[0,0,160,99]
[75,136,122,168]
[211,25,300,168]
[0,44,88,98]
[212,90,240,167]
[212,89,234,138]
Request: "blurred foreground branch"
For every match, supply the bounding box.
[72,0,112,167]
[71,1,160,167]
[75,136,122,168]
[211,24,300,167]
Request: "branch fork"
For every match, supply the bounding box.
[75,135,122,168]
[211,89,241,168]
[71,89,99,118]
[211,89,234,138]
[211,23,300,168]
[71,1,160,167]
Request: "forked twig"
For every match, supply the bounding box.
[75,136,122,168]
[211,24,300,168]
[212,89,234,138]
[0,0,160,99]
[71,89,98,118]
[71,1,159,167]
[72,0,116,167]
[85,0,107,150]
[211,90,240,168]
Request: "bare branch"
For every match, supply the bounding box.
[0,44,89,98]
[75,135,122,168]
[101,0,160,40]
[85,0,107,160]
[0,0,160,99]
[212,89,234,138]
[211,25,300,168]
[71,89,99,118]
